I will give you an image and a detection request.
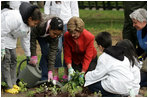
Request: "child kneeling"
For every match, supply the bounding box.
[84,32,141,97]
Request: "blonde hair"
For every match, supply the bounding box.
[67,16,85,33]
[129,8,147,22]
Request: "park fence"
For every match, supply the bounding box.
[78,1,123,10]
[1,1,123,10]
[2,1,123,10]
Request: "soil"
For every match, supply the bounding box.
[33,87,93,97]
[1,86,147,97]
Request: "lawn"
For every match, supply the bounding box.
[79,9,124,36]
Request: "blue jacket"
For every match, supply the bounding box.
[137,25,147,52]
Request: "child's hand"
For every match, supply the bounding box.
[29,56,37,65]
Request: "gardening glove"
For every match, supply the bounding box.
[26,56,30,65]
[79,73,85,86]
[1,49,5,61]
[48,71,53,82]
[68,67,75,81]
[29,56,37,66]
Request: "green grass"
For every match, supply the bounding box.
[79,9,124,36]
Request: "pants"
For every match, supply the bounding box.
[72,56,97,73]
[140,58,147,87]
[55,24,67,68]
[140,71,147,87]
[1,48,17,89]
[88,81,121,97]
[38,37,50,80]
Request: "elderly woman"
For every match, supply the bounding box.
[130,8,147,52]
[64,16,97,80]
[130,8,147,87]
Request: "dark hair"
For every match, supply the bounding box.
[50,17,64,31]
[19,2,42,24]
[95,32,112,48]
[116,39,139,67]
[30,8,42,21]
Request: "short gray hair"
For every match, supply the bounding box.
[129,8,147,22]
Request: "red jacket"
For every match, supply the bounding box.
[64,29,97,72]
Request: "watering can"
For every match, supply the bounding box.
[17,59,63,88]
[17,59,42,88]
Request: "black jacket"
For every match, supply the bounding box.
[104,46,125,61]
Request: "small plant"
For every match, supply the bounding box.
[1,81,8,91]
[27,91,36,97]
[1,81,7,88]
[61,71,84,96]
[48,85,60,96]
[35,85,44,93]
[18,80,27,92]
[94,91,102,97]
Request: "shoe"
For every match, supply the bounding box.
[13,85,20,91]
[53,76,59,81]
[5,88,19,94]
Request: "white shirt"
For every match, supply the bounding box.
[9,1,30,10]
[85,52,140,96]
[1,10,30,56]
[131,65,141,95]
[44,1,79,24]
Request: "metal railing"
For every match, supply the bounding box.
[78,1,123,10]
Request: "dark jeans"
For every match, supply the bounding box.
[38,37,49,80]
[54,35,66,68]
[55,24,67,68]
[72,56,97,72]
[140,71,147,87]
[88,81,121,97]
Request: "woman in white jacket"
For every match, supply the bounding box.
[44,1,79,81]
[84,32,140,97]
[1,2,41,94]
